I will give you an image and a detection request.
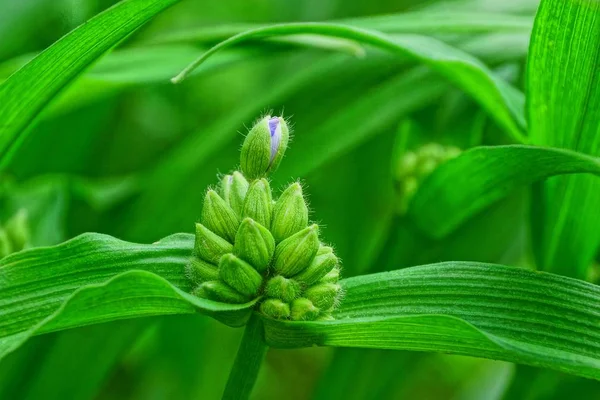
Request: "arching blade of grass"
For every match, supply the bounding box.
[527,0,600,279]
[408,145,600,238]
[171,23,526,142]
[150,11,532,45]
[0,0,182,169]
[0,233,254,361]
[264,262,600,380]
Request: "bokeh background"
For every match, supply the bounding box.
[1,0,598,398]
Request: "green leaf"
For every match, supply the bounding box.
[172,23,526,142]
[0,0,182,168]
[263,262,600,380]
[408,145,600,238]
[527,0,600,278]
[0,233,254,361]
[150,11,532,45]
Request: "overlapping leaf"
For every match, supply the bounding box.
[409,145,600,238]
[264,262,600,380]
[0,233,254,360]
[0,0,182,168]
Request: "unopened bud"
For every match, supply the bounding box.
[265,275,301,303]
[186,258,219,285]
[233,218,275,272]
[320,266,340,284]
[219,253,263,297]
[240,115,290,179]
[260,299,291,319]
[201,190,240,242]
[194,280,249,303]
[221,172,249,216]
[290,298,320,321]
[194,223,233,263]
[271,182,308,243]
[304,283,342,310]
[273,224,320,277]
[242,179,272,228]
[293,248,338,285]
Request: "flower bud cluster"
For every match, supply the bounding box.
[395,143,461,214]
[0,209,30,259]
[187,115,342,321]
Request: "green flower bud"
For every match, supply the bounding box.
[186,258,219,285]
[271,182,309,243]
[304,283,342,310]
[233,218,275,272]
[242,179,272,228]
[320,266,340,284]
[273,224,320,277]
[444,146,461,160]
[219,253,263,297]
[290,298,320,321]
[240,115,290,179]
[221,172,249,216]
[260,299,290,319]
[264,275,301,303]
[194,223,233,263]
[201,190,240,242]
[418,143,445,161]
[417,158,438,177]
[293,248,338,285]
[193,280,249,303]
[0,228,13,259]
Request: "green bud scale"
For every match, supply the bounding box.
[186,115,342,322]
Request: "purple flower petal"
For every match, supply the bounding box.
[268,117,281,164]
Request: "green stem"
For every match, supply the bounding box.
[222,312,268,400]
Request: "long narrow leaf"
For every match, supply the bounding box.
[171,23,526,142]
[409,145,600,238]
[0,0,181,168]
[264,262,600,380]
[0,233,254,361]
[527,0,600,278]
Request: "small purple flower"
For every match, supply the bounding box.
[268,117,281,165]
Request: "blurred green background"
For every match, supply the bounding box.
[1,0,598,398]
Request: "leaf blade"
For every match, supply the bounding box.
[263,262,600,380]
[408,145,600,238]
[0,0,181,168]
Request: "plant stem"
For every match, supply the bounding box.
[222,312,268,400]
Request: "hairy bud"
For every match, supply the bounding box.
[304,282,342,310]
[271,182,308,243]
[221,172,249,216]
[194,223,233,263]
[219,253,263,297]
[194,280,249,303]
[202,190,240,242]
[290,298,320,321]
[293,246,338,285]
[240,115,290,179]
[273,224,320,277]
[242,179,272,228]
[260,299,291,319]
[186,258,219,285]
[233,218,275,272]
[264,275,301,303]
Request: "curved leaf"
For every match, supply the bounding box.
[0,233,254,360]
[0,0,182,168]
[408,145,600,238]
[172,23,526,142]
[264,262,600,380]
[527,0,600,278]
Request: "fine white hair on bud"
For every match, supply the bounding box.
[187,115,341,322]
